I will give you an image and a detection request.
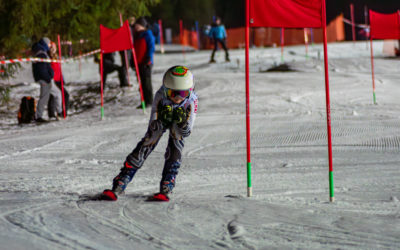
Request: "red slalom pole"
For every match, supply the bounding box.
[322,0,334,202]
[350,3,356,42]
[119,13,131,87]
[245,0,252,197]
[158,19,165,54]
[370,36,377,104]
[57,35,66,119]
[280,28,285,62]
[127,22,146,112]
[304,28,309,59]
[100,53,105,119]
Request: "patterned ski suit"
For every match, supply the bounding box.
[112,86,198,194]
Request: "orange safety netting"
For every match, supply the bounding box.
[173,14,344,50]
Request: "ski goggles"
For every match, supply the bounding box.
[165,88,191,98]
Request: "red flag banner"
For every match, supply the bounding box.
[369,10,400,39]
[249,0,322,28]
[100,20,133,53]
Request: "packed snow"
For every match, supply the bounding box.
[1,41,400,249]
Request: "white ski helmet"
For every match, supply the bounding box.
[163,65,194,90]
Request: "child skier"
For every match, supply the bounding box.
[102,65,198,201]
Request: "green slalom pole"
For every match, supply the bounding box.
[247,162,252,196]
[329,171,334,200]
[141,101,146,112]
[373,92,377,105]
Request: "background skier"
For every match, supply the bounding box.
[208,17,230,63]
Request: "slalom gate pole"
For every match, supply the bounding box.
[57,35,66,119]
[364,6,369,49]
[370,37,377,104]
[195,21,201,50]
[280,28,284,63]
[245,0,252,197]
[100,53,104,119]
[180,20,186,61]
[131,48,146,112]
[127,24,145,113]
[79,40,82,76]
[322,0,334,202]
[158,19,165,54]
[350,3,356,43]
[304,28,309,59]
[119,13,131,87]
[311,28,315,47]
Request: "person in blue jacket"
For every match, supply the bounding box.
[133,17,155,108]
[208,17,230,63]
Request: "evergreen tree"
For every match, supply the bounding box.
[0,0,159,79]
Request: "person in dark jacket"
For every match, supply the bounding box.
[133,17,155,108]
[32,37,62,122]
[151,21,160,44]
[95,52,129,88]
[208,17,230,63]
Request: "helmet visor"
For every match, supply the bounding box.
[165,88,191,98]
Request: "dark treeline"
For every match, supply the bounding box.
[1,0,399,60]
[0,0,159,59]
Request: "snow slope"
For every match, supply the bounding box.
[0,41,400,249]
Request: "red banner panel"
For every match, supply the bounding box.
[369,10,400,39]
[250,0,322,28]
[100,20,133,53]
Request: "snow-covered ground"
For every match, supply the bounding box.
[1,41,400,249]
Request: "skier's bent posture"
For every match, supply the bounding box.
[103,66,198,201]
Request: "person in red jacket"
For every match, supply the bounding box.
[133,17,155,108]
[48,42,69,118]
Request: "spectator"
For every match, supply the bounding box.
[48,42,70,118]
[133,17,155,108]
[208,17,230,63]
[32,37,62,123]
[151,21,160,44]
[129,16,136,27]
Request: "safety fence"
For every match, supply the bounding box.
[174,14,345,50]
[0,49,100,65]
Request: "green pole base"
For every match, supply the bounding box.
[329,171,334,202]
[101,106,104,120]
[373,92,377,105]
[247,162,252,197]
[141,101,146,113]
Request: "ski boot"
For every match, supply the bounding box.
[102,162,137,201]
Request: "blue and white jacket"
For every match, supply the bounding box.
[150,86,198,139]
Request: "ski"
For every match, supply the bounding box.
[147,193,169,202]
